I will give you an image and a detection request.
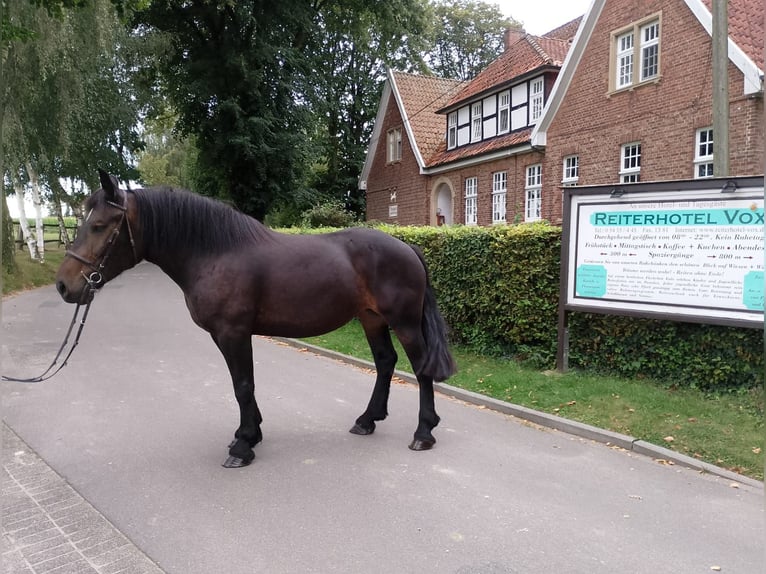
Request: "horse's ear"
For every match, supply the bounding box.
[98,169,121,201]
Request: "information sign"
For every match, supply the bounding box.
[563,178,764,326]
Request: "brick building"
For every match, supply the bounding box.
[360,20,578,225]
[360,0,764,226]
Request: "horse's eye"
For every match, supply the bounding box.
[90,223,107,233]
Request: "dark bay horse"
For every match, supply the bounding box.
[55,170,457,467]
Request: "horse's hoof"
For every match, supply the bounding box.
[224,438,255,468]
[408,438,435,451]
[222,455,253,468]
[349,421,375,435]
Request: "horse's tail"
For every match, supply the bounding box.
[410,245,457,382]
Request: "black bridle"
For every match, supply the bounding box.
[64,194,138,287]
[2,193,137,383]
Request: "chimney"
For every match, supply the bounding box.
[504,27,526,50]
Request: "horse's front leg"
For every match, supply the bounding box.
[212,334,263,468]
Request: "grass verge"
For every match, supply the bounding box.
[303,319,764,481]
[3,246,66,295]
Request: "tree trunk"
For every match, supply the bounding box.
[52,199,71,248]
[1,195,17,273]
[26,162,45,262]
[13,177,39,260]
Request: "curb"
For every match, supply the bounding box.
[277,338,764,491]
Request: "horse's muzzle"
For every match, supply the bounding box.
[56,280,91,304]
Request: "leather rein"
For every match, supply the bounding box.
[2,193,137,383]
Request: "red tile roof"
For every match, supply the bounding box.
[541,17,583,41]
[390,19,582,169]
[441,31,575,111]
[427,128,533,168]
[391,72,465,164]
[701,0,764,68]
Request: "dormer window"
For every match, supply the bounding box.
[471,102,482,142]
[498,90,510,134]
[447,112,457,149]
[530,79,544,123]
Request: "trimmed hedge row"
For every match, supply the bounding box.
[284,224,762,391]
[379,223,763,392]
[381,223,561,363]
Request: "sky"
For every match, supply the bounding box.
[494,0,592,36]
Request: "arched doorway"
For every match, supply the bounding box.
[431,179,454,226]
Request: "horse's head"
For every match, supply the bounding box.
[55,170,140,304]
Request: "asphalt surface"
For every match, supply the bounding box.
[2,262,764,574]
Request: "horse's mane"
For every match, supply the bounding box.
[130,186,270,255]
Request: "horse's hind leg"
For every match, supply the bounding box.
[393,325,440,451]
[212,334,263,468]
[350,316,397,437]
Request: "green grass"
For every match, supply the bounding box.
[2,245,67,295]
[304,320,764,481]
[3,247,763,480]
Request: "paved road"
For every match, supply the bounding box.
[2,263,763,574]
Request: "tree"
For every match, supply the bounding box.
[133,1,316,221]
[136,112,197,188]
[2,0,149,260]
[301,0,430,219]
[424,0,518,81]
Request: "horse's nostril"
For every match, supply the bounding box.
[56,281,67,297]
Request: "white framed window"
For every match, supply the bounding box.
[492,171,507,224]
[616,31,634,89]
[525,164,542,222]
[640,21,660,81]
[498,91,510,134]
[447,112,457,149]
[386,128,402,163]
[562,155,579,185]
[530,78,544,123]
[620,143,641,183]
[471,102,482,142]
[612,17,660,91]
[694,127,714,179]
[464,177,478,225]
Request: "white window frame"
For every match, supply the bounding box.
[562,155,579,185]
[640,21,660,82]
[530,78,544,123]
[612,16,660,91]
[447,112,457,149]
[464,177,478,225]
[492,171,507,224]
[620,143,641,183]
[616,31,634,89]
[387,128,402,163]
[471,102,482,142]
[694,127,714,179]
[525,164,542,222]
[498,90,510,134]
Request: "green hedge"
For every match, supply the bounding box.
[382,223,561,364]
[568,314,763,392]
[284,224,763,391]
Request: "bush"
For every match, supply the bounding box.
[301,199,356,228]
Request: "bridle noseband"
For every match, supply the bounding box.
[65,193,138,292]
